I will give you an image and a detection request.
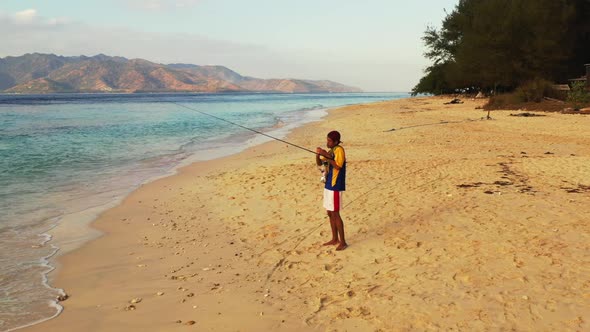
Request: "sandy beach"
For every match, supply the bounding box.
[25,96,590,331]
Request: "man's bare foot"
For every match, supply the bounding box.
[336,243,348,251]
[323,240,339,246]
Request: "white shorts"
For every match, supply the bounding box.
[323,189,343,212]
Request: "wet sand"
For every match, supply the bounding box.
[26,96,590,331]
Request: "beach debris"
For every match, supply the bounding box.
[510,112,545,117]
[185,320,196,325]
[456,182,484,188]
[444,98,463,104]
[125,304,136,311]
[561,184,590,193]
[522,295,529,300]
[156,292,165,296]
[57,293,69,302]
[176,320,182,324]
[562,107,590,114]
[130,298,142,304]
[543,96,564,103]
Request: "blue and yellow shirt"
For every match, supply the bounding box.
[325,145,346,191]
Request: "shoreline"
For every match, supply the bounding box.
[3,92,408,332]
[12,104,332,331]
[24,117,327,331]
[24,96,590,331]
[41,103,331,262]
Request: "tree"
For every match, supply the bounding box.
[413,0,590,95]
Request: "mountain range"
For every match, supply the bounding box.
[0,53,362,94]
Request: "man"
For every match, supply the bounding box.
[316,130,347,251]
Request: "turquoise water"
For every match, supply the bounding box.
[0,92,408,331]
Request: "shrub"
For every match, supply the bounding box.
[546,87,568,101]
[567,81,590,109]
[485,93,521,109]
[515,79,553,102]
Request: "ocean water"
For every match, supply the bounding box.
[0,92,408,331]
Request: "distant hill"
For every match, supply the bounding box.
[0,53,362,93]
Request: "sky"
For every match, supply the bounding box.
[0,0,459,92]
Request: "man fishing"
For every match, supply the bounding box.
[316,130,347,251]
[172,103,349,250]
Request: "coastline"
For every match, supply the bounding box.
[24,96,590,331]
[24,114,328,331]
[1,92,404,332]
[9,104,332,331]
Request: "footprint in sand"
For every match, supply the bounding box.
[323,263,343,273]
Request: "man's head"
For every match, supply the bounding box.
[326,130,341,148]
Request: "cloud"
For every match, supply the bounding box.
[0,10,286,76]
[13,9,37,23]
[1,8,69,26]
[0,9,413,90]
[124,0,201,11]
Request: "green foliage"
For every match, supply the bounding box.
[514,79,553,102]
[567,81,590,108]
[414,0,590,95]
[411,63,454,95]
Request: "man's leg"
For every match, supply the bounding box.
[333,211,347,251]
[323,211,339,246]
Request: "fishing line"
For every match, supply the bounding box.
[383,117,484,132]
[262,160,454,286]
[168,101,324,157]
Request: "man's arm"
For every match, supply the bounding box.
[316,148,340,170]
[315,150,323,166]
[326,158,341,170]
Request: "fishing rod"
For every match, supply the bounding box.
[169,101,324,157]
